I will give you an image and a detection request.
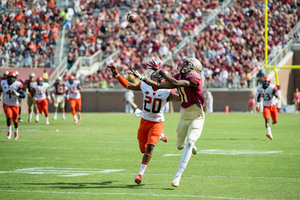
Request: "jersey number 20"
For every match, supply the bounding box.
[144,96,162,113]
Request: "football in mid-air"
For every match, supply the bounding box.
[127,12,138,23]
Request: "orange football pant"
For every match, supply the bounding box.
[263,105,277,123]
[69,98,81,115]
[137,118,164,153]
[36,99,49,117]
[3,104,19,123]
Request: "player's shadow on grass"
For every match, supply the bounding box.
[202,138,258,141]
[25,182,152,189]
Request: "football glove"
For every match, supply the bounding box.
[107,65,119,77]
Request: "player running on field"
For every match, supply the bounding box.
[0,72,26,140]
[31,77,52,125]
[52,77,67,120]
[107,65,179,185]
[133,58,205,187]
[256,77,279,140]
[24,73,37,122]
[15,71,24,122]
[66,75,82,124]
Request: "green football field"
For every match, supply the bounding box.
[0,113,299,200]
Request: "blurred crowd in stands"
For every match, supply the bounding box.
[80,0,299,89]
[0,0,299,89]
[0,0,63,68]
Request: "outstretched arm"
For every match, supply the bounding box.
[107,65,141,91]
[146,60,199,87]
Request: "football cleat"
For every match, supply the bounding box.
[78,114,82,120]
[266,133,273,140]
[53,116,57,120]
[192,145,197,155]
[46,121,50,125]
[18,118,23,123]
[74,119,78,125]
[160,135,168,143]
[7,132,12,140]
[14,132,18,141]
[172,175,181,187]
[135,174,143,185]
[62,116,66,120]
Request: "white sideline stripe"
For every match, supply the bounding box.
[0,189,284,200]
[164,149,283,156]
[114,173,300,181]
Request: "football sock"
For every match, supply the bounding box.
[138,163,148,175]
[54,112,57,118]
[159,132,165,140]
[175,140,194,177]
[73,115,78,120]
[29,113,32,120]
[14,128,18,133]
[267,126,272,134]
[62,112,65,118]
[8,126,12,133]
[36,114,39,121]
[45,117,49,122]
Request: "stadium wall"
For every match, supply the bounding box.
[0,90,252,114]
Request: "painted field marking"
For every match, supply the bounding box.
[0,189,288,200]
[0,167,125,177]
[164,149,283,157]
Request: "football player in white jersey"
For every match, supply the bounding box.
[107,65,179,185]
[0,72,25,140]
[256,77,279,140]
[66,75,82,124]
[31,77,52,125]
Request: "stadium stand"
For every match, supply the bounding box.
[75,0,298,89]
[0,0,63,68]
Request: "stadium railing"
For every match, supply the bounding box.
[72,50,120,78]
[49,57,67,87]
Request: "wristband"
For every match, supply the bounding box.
[256,103,260,108]
[115,73,120,77]
[15,92,20,97]
[47,95,51,100]
[158,70,166,76]
[51,93,55,98]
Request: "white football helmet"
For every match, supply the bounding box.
[181,57,202,74]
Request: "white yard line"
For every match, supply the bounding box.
[0,189,285,200]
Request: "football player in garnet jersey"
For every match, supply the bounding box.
[0,72,26,140]
[52,77,67,120]
[107,65,179,185]
[131,58,205,187]
[256,77,279,140]
[24,73,37,122]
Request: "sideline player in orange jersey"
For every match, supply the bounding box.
[256,77,279,140]
[24,73,37,122]
[108,65,179,185]
[133,58,205,187]
[66,75,82,124]
[0,72,26,140]
[31,77,52,125]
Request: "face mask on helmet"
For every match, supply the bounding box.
[7,76,16,85]
[180,58,202,74]
[262,80,270,89]
[150,72,163,83]
[37,80,43,85]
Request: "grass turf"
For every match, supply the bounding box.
[0,113,299,200]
